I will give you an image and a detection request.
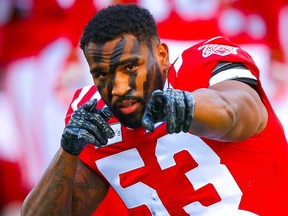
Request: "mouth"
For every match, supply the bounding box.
[117,99,139,114]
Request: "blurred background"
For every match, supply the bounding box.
[0,0,287,215]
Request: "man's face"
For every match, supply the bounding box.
[84,35,166,128]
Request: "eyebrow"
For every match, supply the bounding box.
[91,57,140,74]
[90,66,106,74]
[115,57,140,67]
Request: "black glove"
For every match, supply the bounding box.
[61,99,115,155]
[142,88,195,134]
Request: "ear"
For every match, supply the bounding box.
[157,42,170,67]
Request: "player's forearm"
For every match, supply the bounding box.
[21,148,78,216]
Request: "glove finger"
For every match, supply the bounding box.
[73,126,108,148]
[89,113,115,139]
[142,90,164,132]
[174,90,186,133]
[150,90,166,114]
[81,98,98,112]
[61,127,94,155]
[71,110,113,144]
[142,102,156,132]
[70,98,97,125]
[69,113,111,146]
[77,99,114,139]
[99,106,114,121]
[65,124,107,148]
[70,113,100,137]
[78,130,97,146]
[164,89,177,134]
[80,129,108,147]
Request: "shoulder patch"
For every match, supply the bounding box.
[198,44,238,58]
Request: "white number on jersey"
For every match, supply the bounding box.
[96,133,257,215]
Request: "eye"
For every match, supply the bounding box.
[93,71,108,79]
[99,72,108,78]
[125,64,136,72]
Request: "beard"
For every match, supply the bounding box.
[111,95,147,129]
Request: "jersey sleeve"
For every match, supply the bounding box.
[168,36,261,91]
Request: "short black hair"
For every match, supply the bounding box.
[80,4,159,50]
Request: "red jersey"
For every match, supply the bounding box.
[65,37,288,215]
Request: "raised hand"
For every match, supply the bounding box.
[142,88,195,134]
[61,99,115,155]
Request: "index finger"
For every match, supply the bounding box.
[81,99,98,112]
[142,102,156,132]
[142,90,165,132]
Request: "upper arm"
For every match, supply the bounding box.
[209,80,268,140]
[191,64,268,141]
[72,160,109,216]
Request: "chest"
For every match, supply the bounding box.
[93,130,255,215]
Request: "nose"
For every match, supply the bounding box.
[111,71,131,96]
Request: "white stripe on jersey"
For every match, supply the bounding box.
[209,68,257,86]
[71,85,100,111]
[91,90,101,101]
